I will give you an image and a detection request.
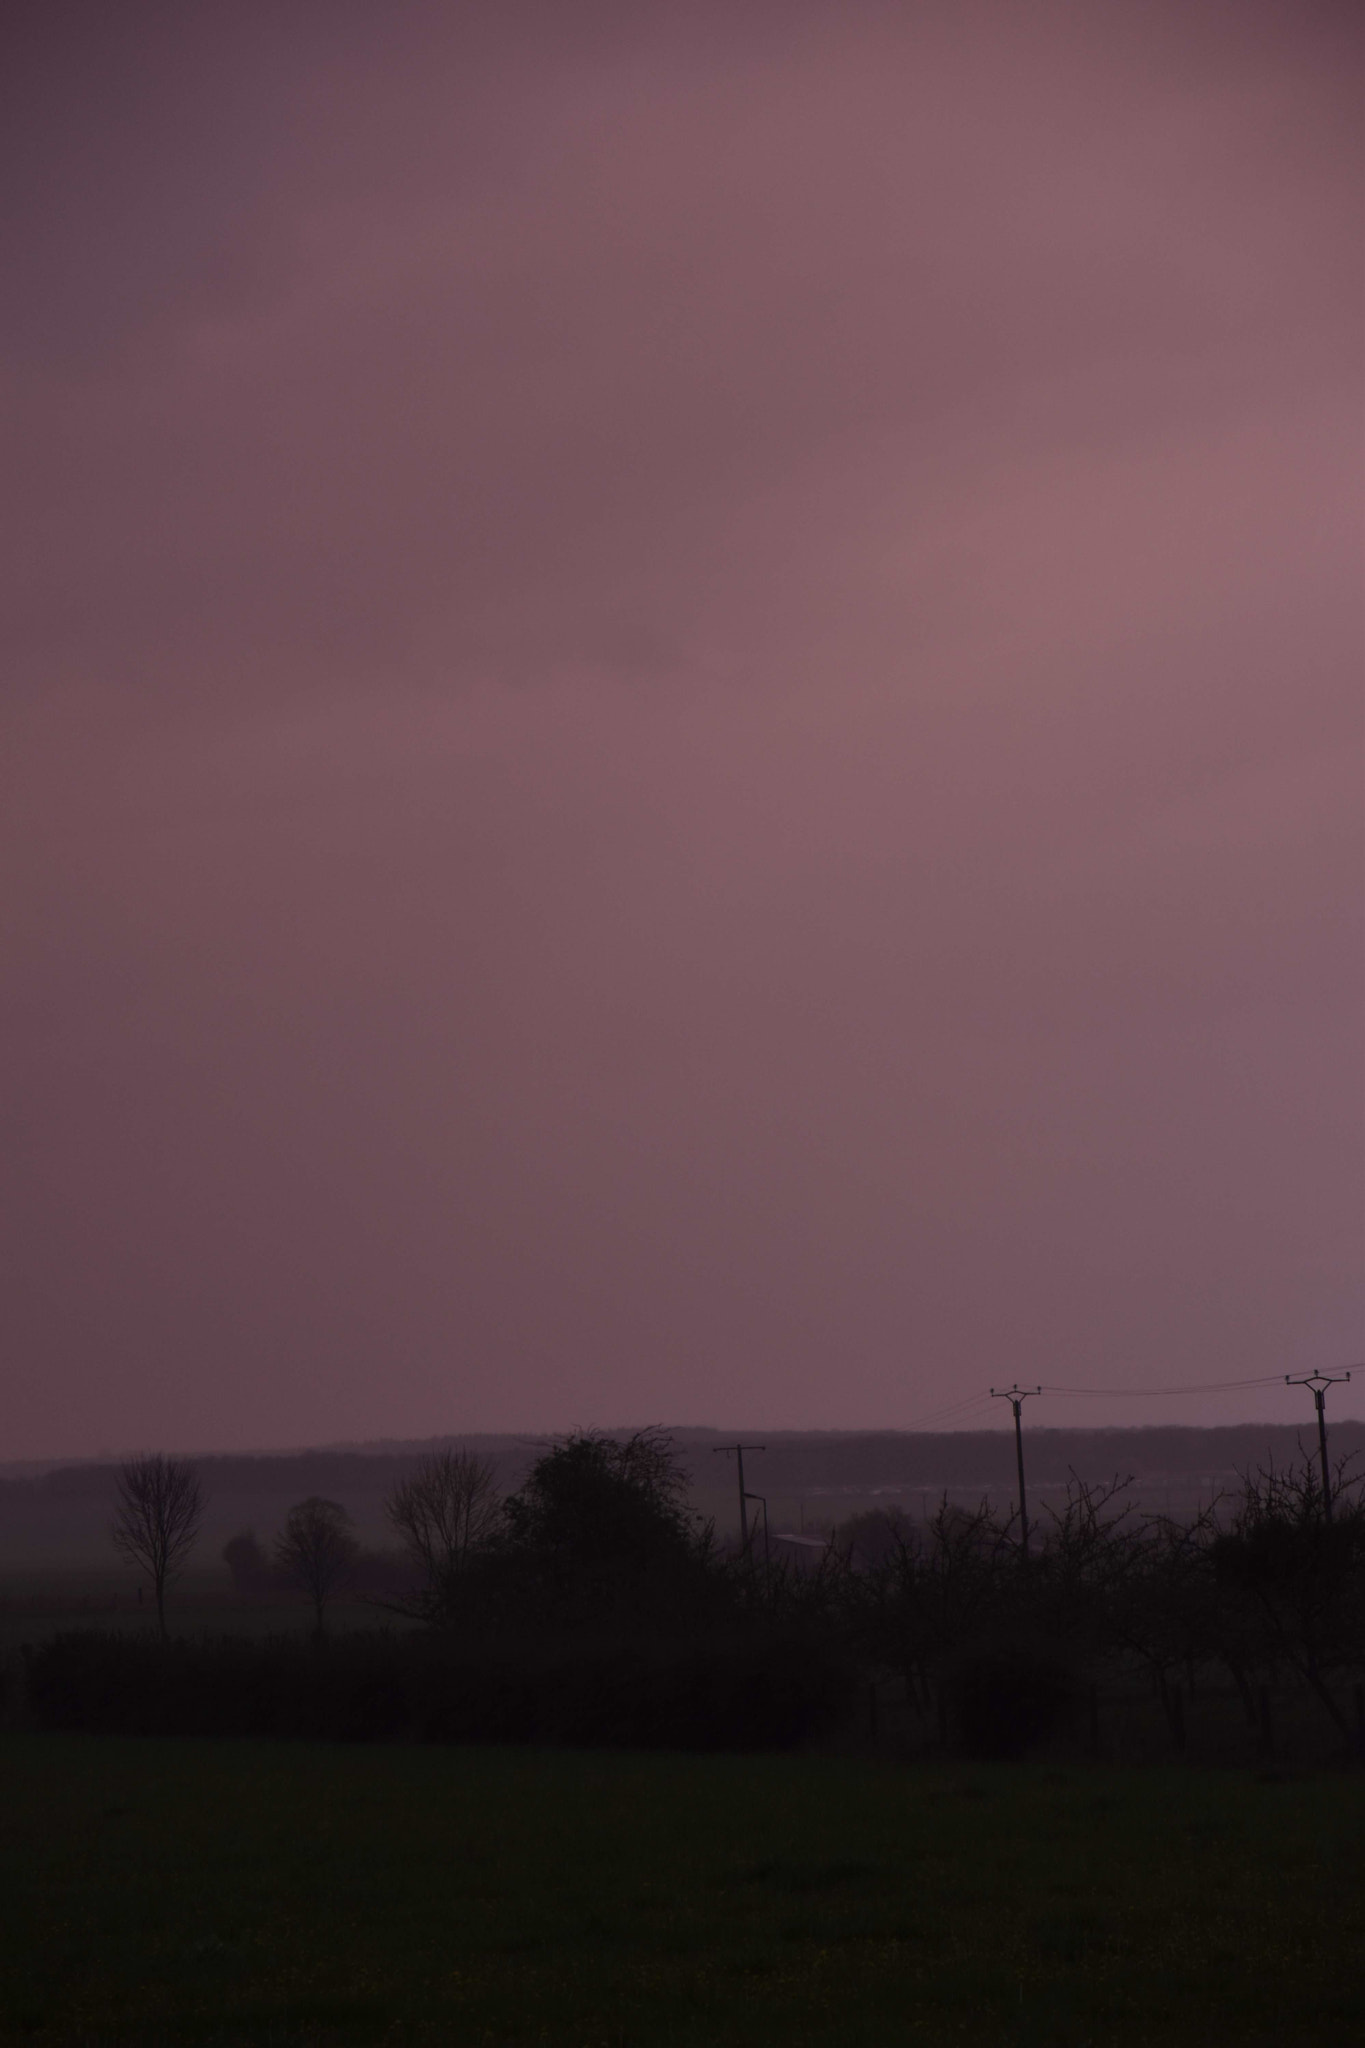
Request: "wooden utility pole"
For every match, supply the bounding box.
[989,1385,1041,1559]
[1285,1371,1351,1523]
[712,1444,765,1557]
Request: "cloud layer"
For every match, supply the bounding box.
[3,1,1361,1455]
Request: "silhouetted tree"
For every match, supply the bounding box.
[497,1429,720,1627]
[275,1498,359,1632]
[111,1454,204,1637]
[504,1429,695,1565]
[385,1450,501,1616]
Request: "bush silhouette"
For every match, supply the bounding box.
[22,1627,850,1751]
[946,1643,1078,1759]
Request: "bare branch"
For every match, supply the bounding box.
[275,1498,359,1632]
[386,1450,501,1611]
[111,1454,204,1637]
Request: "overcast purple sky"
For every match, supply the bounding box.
[3,1,1361,1459]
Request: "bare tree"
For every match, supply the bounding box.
[111,1454,205,1637]
[275,1497,359,1633]
[386,1449,501,1613]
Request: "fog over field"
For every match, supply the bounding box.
[6,1424,1363,1583]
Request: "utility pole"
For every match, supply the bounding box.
[746,1493,771,1574]
[989,1385,1041,1559]
[1286,1371,1351,1524]
[712,1444,765,1558]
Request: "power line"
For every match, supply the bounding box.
[1036,1375,1290,1398]
[897,1368,1363,1440]
[909,1367,1361,1425]
[897,1391,999,1432]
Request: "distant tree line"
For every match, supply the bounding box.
[25,1431,1364,1760]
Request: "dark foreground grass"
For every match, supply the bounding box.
[0,1738,1360,2047]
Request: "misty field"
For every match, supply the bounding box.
[0,1740,1361,2047]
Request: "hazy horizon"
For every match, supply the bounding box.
[4,1,1361,1462]
[10,1397,1365,1474]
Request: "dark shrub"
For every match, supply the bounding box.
[410,1631,850,1751]
[946,1643,1079,1760]
[23,1627,851,1752]
[23,1634,410,1741]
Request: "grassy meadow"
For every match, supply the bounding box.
[0,1736,1361,2046]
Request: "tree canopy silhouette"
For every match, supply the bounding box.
[483,1430,720,1629]
[504,1430,694,1567]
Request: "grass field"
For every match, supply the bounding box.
[0,1738,1361,2046]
